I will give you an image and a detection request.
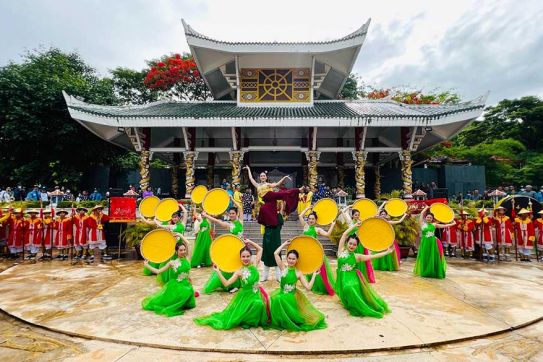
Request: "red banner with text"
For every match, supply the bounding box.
[406,198,448,214]
[109,197,137,223]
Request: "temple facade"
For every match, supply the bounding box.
[64,19,486,198]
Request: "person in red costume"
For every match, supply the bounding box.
[494,206,513,261]
[475,208,495,262]
[54,210,73,260]
[515,208,535,262]
[7,209,27,258]
[456,211,475,257]
[534,210,543,262]
[24,209,43,260]
[442,219,459,257]
[73,207,90,261]
[86,205,109,263]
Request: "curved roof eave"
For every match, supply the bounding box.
[181,18,371,53]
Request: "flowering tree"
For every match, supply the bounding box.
[144,53,211,101]
[362,86,460,105]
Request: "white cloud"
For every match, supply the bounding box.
[1,0,542,104]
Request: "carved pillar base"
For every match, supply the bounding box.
[352,151,367,199]
[139,149,150,192]
[229,151,245,186]
[305,151,320,188]
[374,165,381,199]
[183,151,198,198]
[399,150,413,195]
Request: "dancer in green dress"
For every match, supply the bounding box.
[194,239,269,330]
[142,237,196,317]
[414,206,455,279]
[341,206,376,283]
[371,205,407,272]
[336,223,394,318]
[202,203,243,293]
[190,212,212,268]
[299,206,337,295]
[269,240,326,331]
[142,204,188,284]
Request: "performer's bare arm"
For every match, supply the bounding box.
[243,166,259,188]
[356,246,394,262]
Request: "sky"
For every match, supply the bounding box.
[1,0,542,105]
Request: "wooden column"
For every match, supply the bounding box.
[336,138,345,189]
[171,138,181,198]
[373,153,381,199]
[207,138,215,187]
[139,128,151,192]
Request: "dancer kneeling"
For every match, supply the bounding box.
[336,223,394,318]
[142,238,196,317]
[194,239,270,330]
[270,240,326,331]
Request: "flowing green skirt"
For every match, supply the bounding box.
[414,236,446,279]
[372,242,400,272]
[203,270,241,293]
[307,255,336,295]
[142,279,196,317]
[336,269,390,318]
[191,229,212,268]
[194,288,268,330]
[270,289,327,331]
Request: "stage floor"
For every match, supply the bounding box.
[0,258,542,355]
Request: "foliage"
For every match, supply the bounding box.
[122,222,157,247]
[0,48,124,188]
[393,215,420,247]
[110,67,160,105]
[339,74,359,100]
[379,190,402,200]
[144,53,211,101]
[111,152,171,169]
[360,84,460,105]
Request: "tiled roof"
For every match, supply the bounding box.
[65,98,486,121]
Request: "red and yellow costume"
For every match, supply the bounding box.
[494,215,513,247]
[475,215,494,246]
[25,215,43,253]
[42,214,55,250]
[54,217,73,249]
[442,223,458,247]
[456,218,475,251]
[87,212,109,249]
[7,215,27,253]
[534,216,543,248]
[514,217,535,249]
[73,214,89,250]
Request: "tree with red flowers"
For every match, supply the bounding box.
[144,53,210,101]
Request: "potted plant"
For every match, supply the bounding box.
[393,214,420,259]
[122,222,157,259]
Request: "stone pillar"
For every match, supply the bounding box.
[183,151,198,198]
[139,149,150,192]
[171,165,179,198]
[352,151,367,199]
[399,150,413,195]
[229,150,244,186]
[305,151,320,188]
[374,165,381,199]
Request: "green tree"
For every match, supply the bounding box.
[339,73,359,99]
[110,67,160,105]
[0,48,124,188]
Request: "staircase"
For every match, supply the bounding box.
[212,217,338,256]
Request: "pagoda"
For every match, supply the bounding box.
[64,19,486,198]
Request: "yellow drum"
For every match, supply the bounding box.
[312,198,338,225]
[202,188,230,216]
[140,229,177,263]
[191,185,208,204]
[384,198,408,218]
[352,198,378,220]
[155,198,180,222]
[210,234,245,273]
[430,203,454,223]
[357,217,395,251]
[287,235,324,274]
[139,196,160,219]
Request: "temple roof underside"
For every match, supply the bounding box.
[63,92,486,167]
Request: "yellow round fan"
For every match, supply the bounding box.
[430,203,454,223]
[312,198,338,225]
[202,188,230,216]
[287,235,324,274]
[384,198,408,218]
[210,234,245,273]
[352,198,378,220]
[155,198,180,222]
[140,229,177,263]
[191,185,208,205]
[139,196,160,219]
[357,217,395,251]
